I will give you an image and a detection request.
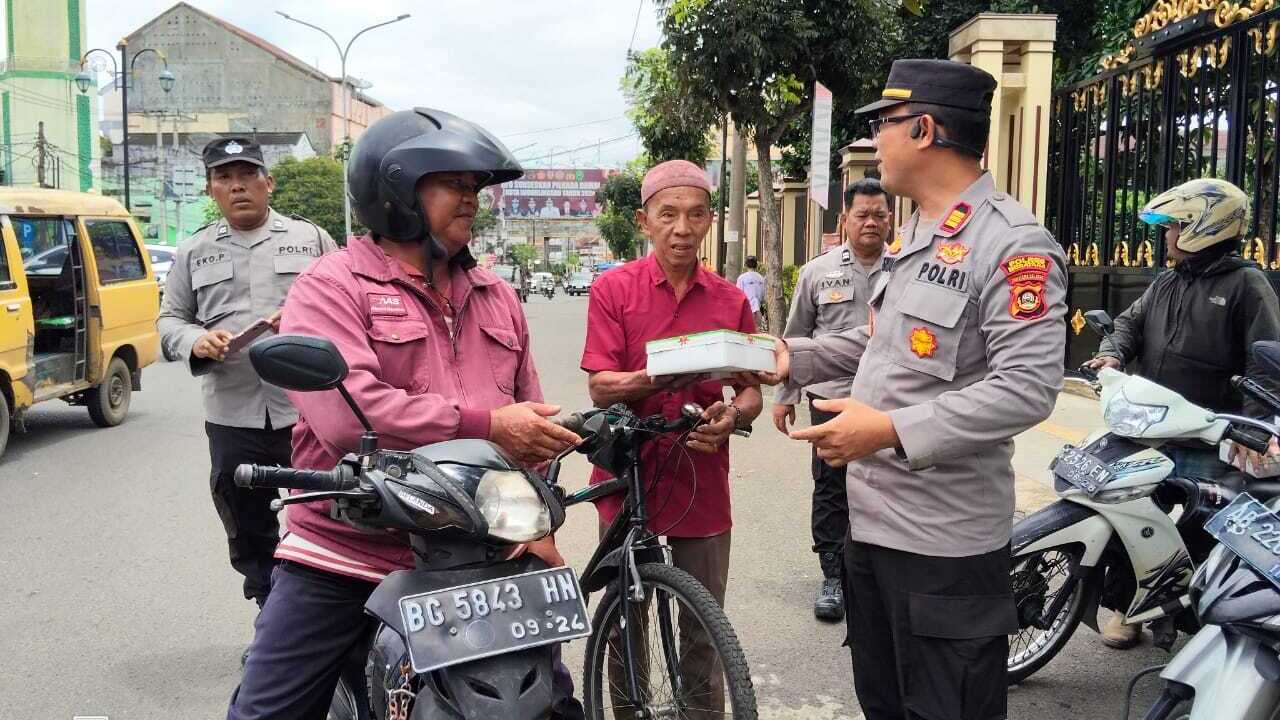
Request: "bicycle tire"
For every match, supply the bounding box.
[582,562,757,719]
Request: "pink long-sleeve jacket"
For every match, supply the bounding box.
[276,235,542,576]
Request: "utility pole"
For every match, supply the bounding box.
[725,117,747,281]
[716,120,727,275]
[156,112,167,243]
[173,113,182,243]
[35,122,49,188]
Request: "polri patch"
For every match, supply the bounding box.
[368,293,409,317]
[1000,254,1052,321]
[936,241,970,265]
[909,327,938,358]
[937,202,973,236]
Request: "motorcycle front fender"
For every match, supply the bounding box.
[1013,499,1113,568]
[1159,624,1280,720]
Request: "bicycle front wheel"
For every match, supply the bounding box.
[582,562,757,719]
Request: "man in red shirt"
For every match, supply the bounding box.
[581,159,763,714]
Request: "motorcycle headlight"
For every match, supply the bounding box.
[1093,483,1159,504]
[1104,391,1169,436]
[474,469,551,543]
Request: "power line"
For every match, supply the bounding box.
[627,0,645,58]
[501,115,627,139]
[515,132,638,164]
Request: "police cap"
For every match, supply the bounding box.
[856,59,997,115]
[202,137,266,169]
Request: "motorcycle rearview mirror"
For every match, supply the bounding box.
[250,334,348,391]
[1083,310,1115,339]
[250,335,377,451]
[1253,341,1280,381]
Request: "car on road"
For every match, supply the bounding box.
[531,271,556,297]
[0,188,160,458]
[565,271,594,296]
[146,244,176,296]
[490,263,529,303]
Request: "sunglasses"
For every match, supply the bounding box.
[868,112,926,139]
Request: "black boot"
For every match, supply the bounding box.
[814,578,844,621]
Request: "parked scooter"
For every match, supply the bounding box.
[1007,311,1276,684]
[1133,340,1280,720]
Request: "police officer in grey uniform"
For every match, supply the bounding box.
[775,177,891,621]
[158,137,337,608]
[760,60,1066,719]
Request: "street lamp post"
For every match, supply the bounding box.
[76,44,174,211]
[276,11,410,242]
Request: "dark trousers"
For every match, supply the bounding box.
[205,421,292,604]
[229,561,581,720]
[809,396,849,578]
[843,539,1018,720]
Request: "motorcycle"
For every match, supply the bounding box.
[236,334,754,719]
[1133,340,1280,720]
[1007,311,1278,684]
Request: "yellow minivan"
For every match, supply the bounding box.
[0,189,159,458]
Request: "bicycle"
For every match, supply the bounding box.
[548,402,759,719]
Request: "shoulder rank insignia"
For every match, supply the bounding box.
[936,241,970,265]
[909,327,938,358]
[1000,254,1053,321]
[886,233,903,255]
[272,218,286,231]
[215,223,230,237]
[937,202,973,237]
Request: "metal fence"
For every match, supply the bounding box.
[1048,5,1280,366]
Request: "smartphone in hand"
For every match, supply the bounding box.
[226,318,273,355]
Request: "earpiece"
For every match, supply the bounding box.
[910,119,923,140]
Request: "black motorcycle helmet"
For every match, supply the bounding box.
[348,107,522,252]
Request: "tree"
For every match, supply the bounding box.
[472,192,498,236]
[658,0,895,333]
[269,155,358,242]
[623,47,719,165]
[595,170,645,260]
[510,243,538,268]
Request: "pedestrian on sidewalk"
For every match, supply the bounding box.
[157,137,337,611]
[1084,177,1280,649]
[735,255,766,328]
[757,59,1067,720]
[772,177,891,621]
[581,159,763,718]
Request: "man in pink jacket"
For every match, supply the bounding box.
[228,109,582,719]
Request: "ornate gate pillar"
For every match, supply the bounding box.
[949,13,1058,221]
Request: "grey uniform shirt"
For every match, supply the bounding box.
[157,208,337,429]
[777,244,883,405]
[783,173,1066,557]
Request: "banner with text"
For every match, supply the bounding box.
[809,82,834,209]
[488,168,616,219]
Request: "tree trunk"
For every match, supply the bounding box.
[755,139,785,335]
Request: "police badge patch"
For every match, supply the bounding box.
[1000,254,1052,321]
[935,241,970,265]
[908,326,938,358]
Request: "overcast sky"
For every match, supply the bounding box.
[72,0,663,168]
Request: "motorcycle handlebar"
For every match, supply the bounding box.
[234,464,358,492]
[1234,375,1280,417]
[1226,424,1274,454]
